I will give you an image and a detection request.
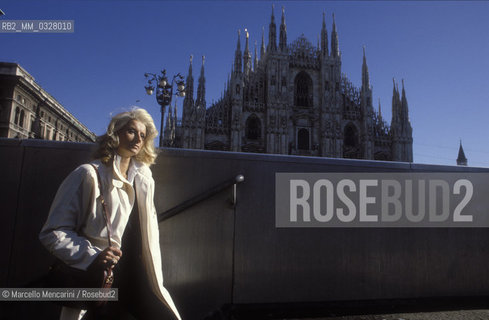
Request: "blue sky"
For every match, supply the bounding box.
[2,1,488,167]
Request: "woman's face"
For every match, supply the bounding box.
[116,119,147,158]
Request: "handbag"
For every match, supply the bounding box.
[44,164,114,308]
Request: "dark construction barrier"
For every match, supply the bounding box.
[1,138,489,319]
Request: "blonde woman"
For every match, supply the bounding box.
[40,108,181,320]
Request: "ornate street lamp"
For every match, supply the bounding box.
[144,70,185,147]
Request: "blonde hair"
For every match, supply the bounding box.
[92,108,158,166]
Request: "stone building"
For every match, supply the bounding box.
[0,62,96,142]
[169,7,413,162]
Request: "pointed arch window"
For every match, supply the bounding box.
[294,72,313,108]
[245,114,261,140]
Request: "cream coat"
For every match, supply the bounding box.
[39,157,181,320]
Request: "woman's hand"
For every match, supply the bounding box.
[93,246,123,269]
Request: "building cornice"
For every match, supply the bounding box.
[1,62,96,141]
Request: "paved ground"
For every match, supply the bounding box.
[293,310,489,320]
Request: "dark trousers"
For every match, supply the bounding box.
[84,194,178,320]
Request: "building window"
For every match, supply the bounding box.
[19,109,25,128]
[245,114,261,140]
[14,107,20,125]
[294,71,313,108]
[236,85,240,95]
[298,128,310,150]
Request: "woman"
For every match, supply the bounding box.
[39,108,181,320]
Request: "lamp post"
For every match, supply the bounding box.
[144,70,185,147]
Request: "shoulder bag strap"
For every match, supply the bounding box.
[90,164,113,248]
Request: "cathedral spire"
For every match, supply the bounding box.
[244,28,250,55]
[391,77,413,162]
[196,56,206,110]
[331,13,339,57]
[234,29,242,73]
[200,55,205,77]
[182,55,194,127]
[184,55,194,102]
[457,140,468,166]
[279,6,287,52]
[254,40,258,71]
[378,98,382,120]
[321,11,329,57]
[362,46,370,90]
[227,72,230,91]
[261,26,266,58]
[392,78,399,123]
[188,54,193,77]
[172,99,177,142]
[268,4,277,52]
[173,97,177,122]
[164,102,173,146]
[401,79,409,121]
[243,28,252,77]
[168,101,173,127]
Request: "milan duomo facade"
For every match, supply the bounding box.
[165,7,413,162]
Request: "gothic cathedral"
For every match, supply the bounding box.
[167,7,413,162]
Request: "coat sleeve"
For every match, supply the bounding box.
[39,164,102,271]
